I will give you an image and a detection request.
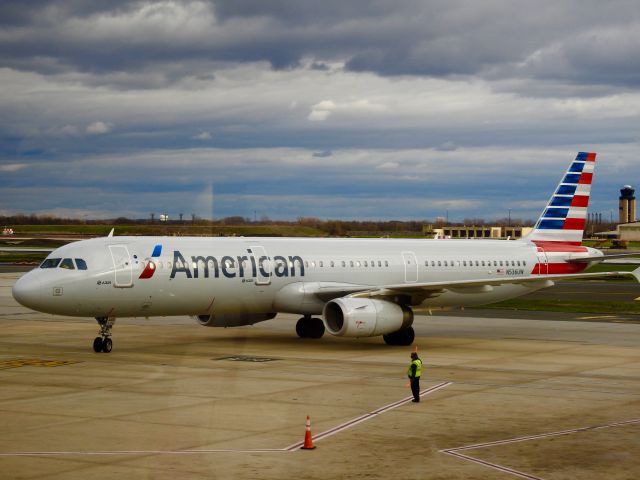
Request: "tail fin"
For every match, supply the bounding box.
[525,152,596,245]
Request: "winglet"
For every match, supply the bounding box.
[632,266,640,283]
[107,228,114,237]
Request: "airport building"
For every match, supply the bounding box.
[426,225,533,239]
[619,185,637,224]
[592,185,640,242]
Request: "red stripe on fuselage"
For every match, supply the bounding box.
[531,262,588,274]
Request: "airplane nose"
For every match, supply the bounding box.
[12,273,42,310]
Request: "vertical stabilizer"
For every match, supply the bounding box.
[525,152,596,245]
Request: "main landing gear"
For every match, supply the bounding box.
[383,326,415,346]
[296,315,325,339]
[93,316,115,353]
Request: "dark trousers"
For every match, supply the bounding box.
[410,377,420,402]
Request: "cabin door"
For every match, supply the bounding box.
[535,248,549,275]
[402,251,419,283]
[109,245,133,288]
[248,245,271,285]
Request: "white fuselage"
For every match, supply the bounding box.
[12,236,593,322]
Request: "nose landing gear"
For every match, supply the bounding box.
[93,317,115,353]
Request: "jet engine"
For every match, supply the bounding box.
[323,298,413,337]
[195,312,276,328]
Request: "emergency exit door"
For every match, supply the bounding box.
[402,251,419,283]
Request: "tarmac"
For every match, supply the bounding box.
[1,271,639,480]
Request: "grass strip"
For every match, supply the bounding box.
[472,298,640,315]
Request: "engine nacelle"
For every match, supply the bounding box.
[323,298,413,337]
[195,312,276,327]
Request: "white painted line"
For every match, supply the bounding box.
[285,381,453,451]
[0,449,286,457]
[443,418,640,452]
[443,450,544,480]
[0,381,453,458]
[441,418,640,479]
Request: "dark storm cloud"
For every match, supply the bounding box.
[1,0,639,90]
[1,1,640,221]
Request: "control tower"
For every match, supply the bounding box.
[619,185,636,224]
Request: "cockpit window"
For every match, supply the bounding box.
[60,258,75,270]
[40,258,61,268]
[75,258,88,270]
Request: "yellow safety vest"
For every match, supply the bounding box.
[407,359,422,378]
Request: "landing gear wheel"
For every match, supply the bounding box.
[296,317,307,338]
[296,316,325,339]
[309,318,325,339]
[93,316,116,353]
[383,326,415,346]
[101,337,113,353]
[93,337,103,352]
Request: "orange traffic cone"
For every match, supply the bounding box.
[301,415,316,450]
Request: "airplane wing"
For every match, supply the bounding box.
[304,267,640,305]
[0,247,54,252]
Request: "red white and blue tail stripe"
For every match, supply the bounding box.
[526,152,595,246]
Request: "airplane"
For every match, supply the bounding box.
[11,152,640,352]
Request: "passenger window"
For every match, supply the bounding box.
[342,261,346,267]
[493,261,497,266]
[385,261,389,267]
[444,261,448,267]
[481,260,485,266]
[371,260,375,267]
[517,261,521,266]
[330,261,334,267]
[523,261,527,266]
[364,261,368,267]
[438,261,441,267]
[499,261,503,266]
[74,259,88,270]
[463,261,467,267]
[378,261,382,267]
[60,258,75,270]
[40,258,62,268]
[424,260,428,267]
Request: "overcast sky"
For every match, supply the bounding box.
[1,1,639,222]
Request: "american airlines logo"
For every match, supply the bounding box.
[169,249,306,279]
[139,244,162,279]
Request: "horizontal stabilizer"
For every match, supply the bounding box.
[566,253,640,263]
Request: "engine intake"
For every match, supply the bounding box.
[323,298,413,337]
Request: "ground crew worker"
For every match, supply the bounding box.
[407,352,422,402]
